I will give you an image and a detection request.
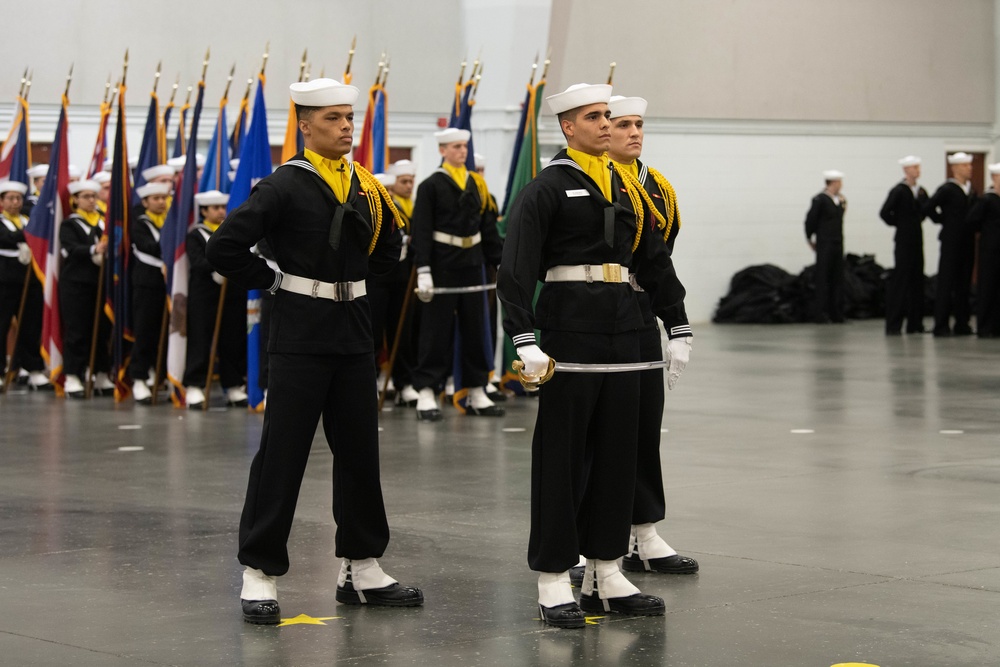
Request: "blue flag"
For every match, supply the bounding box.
[200,100,231,193]
[133,92,162,201]
[228,74,273,412]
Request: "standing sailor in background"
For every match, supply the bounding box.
[879,156,929,335]
[59,180,112,397]
[129,182,171,404]
[385,159,420,406]
[0,180,50,390]
[606,95,698,577]
[926,152,978,336]
[410,128,503,421]
[967,163,1000,338]
[184,190,247,408]
[804,170,847,324]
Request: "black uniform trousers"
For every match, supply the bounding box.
[59,280,110,377]
[129,283,166,381]
[237,350,390,576]
[814,242,844,322]
[412,266,490,392]
[183,282,247,389]
[977,226,1000,337]
[1,274,45,375]
[935,235,976,333]
[886,237,925,333]
[368,272,416,388]
[529,329,641,573]
[633,322,666,525]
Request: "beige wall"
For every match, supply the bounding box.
[548,0,994,123]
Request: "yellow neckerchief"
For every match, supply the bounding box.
[441,162,468,191]
[567,147,611,201]
[76,208,102,227]
[202,219,222,233]
[393,196,414,219]
[304,148,351,203]
[2,211,23,229]
[615,159,639,180]
[145,210,167,229]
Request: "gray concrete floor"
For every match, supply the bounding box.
[1,320,998,667]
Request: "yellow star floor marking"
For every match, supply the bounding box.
[277,613,341,627]
[584,615,605,625]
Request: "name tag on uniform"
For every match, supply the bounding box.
[565,189,589,198]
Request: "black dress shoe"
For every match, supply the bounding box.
[622,553,699,574]
[933,328,952,337]
[538,602,586,628]
[486,391,507,403]
[466,404,505,417]
[569,566,584,587]
[395,395,418,407]
[416,409,443,422]
[885,329,902,336]
[953,326,975,336]
[242,599,281,625]
[336,581,424,607]
[579,591,665,616]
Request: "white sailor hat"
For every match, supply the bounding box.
[26,164,48,178]
[898,155,921,167]
[128,156,139,169]
[373,173,396,188]
[947,152,973,165]
[434,128,471,145]
[102,158,113,172]
[0,181,28,195]
[194,190,229,207]
[68,164,82,179]
[142,164,175,181]
[608,95,647,119]
[822,169,844,180]
[290,78,360,107]
[388,159,416,176]
[230,158,240,170]
[166,156,185,171]
[546,83,612,115]
[68,180,100,195]
[92,172,112,184]
[228,170,237,182]
[988,163,1000,175]
[474,153,486,169]
[135,182,172,199]
[195,153,206,168]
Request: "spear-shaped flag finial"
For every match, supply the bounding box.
[607,61,616,85]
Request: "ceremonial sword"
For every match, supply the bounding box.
[511,358,669,389]
[415,283,496,295]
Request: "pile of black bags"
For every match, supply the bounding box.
[714,254,891,323]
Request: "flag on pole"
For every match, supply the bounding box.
[161,79,206,405]
[0,93,31,185]
[455,80,477,171]
[199,97,231,193]
[23,95,70,392]
[354,83,388,173]
[280,97,303,163]
[85,100,112,178]
[172,96,190,158]
[132,91,162,198]
[104,82,135,401]
[499,74,546,393]
[230,88,249,158]
[159,98,173,166]
[228,73,273,412]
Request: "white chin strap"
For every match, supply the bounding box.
[631,523,678,560]
[338,558,397,590]
[581,559,640,600]
[241,567,278,601]
[416,387,438,411]
[537,571,575,607]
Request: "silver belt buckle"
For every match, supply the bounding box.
[310,280,320,299]
[334,282,353,301]
[584,265,594,283]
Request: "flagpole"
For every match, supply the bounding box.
[378,266,417,413]
[2,269,33,393]
[203,279,228,411]
[261,42,270,77]
[344,35,356,84]
[150,302,169,405]
[607,61,616,85]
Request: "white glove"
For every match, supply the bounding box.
[416,269,434,303]
[17,242,31,266]
[399,234,410,262]
[665,336,692,390]
[91,248,104,266]
[211,271,225,285]
[517,344,551,377]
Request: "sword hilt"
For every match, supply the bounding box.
[511,357,556,390]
